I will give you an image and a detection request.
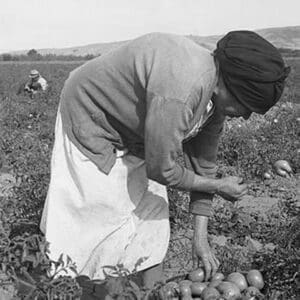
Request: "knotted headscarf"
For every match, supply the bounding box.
[214,30,291,114]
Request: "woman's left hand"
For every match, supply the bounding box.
[192,215,220,281]
[193,234,220,281]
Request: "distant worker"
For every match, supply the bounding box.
[24,69,48,97]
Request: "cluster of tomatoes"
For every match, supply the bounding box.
[159,268,264,300]
[263,159,293,179]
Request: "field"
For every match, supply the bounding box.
[0,58,299,299]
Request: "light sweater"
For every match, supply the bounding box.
[60,33,225,216]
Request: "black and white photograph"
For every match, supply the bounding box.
[0,0,299,299]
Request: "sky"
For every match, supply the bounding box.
[0,0,299,52]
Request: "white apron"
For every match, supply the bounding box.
[40,111,170,280]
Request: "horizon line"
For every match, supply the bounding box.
[2,24,300,54]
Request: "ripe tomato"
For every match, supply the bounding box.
[190,281,207,296]
[181,296,193,300]
[159,281,179,299]
[246,270,264,290]
[211,272,225,282]
[178,280,192,297]
[201,287,220,300]
[274,160,292,177]
[226,272,248,291]
[216,281,241,300]
[244,286,262,298]
[263,172,272,180]
[188,268,205,282]
[165,281,179,291]
[208,279,223,288]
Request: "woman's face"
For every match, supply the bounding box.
[213,75,252,120]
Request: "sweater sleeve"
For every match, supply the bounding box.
[183,111,225,217]
[144,93,196,189]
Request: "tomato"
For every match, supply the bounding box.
[211,272,225,282]
[188,268,205,282]
[181,296,193,300]
[190,281,207,296]
[263,172,272,180]
[216,281,241,300]
[226,272,248,291]
[201,287,220,300]
[246,270,264,290]
[179,280,192,288]
[275,168,288,177]
[158,289,178,300]
[159,281,179,299]
[165,281,179,291]
[208,279,223,288]
[274,160,292,177]
[244,286,263,298]
[159,285,178,299]
[178,280,192,297]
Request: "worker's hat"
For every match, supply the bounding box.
[29,69,40,78]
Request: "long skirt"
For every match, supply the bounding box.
[40,110,170,280]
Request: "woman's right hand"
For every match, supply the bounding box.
[216,176,248,202]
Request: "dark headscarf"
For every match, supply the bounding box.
[214,30,291,114]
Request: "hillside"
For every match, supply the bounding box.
[256,26,300,49]
[8,25,300,57]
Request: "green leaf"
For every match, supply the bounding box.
[57,253,64,267]
[66,255,72,265]
[128,279,140,291]
[68,266,78,276]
